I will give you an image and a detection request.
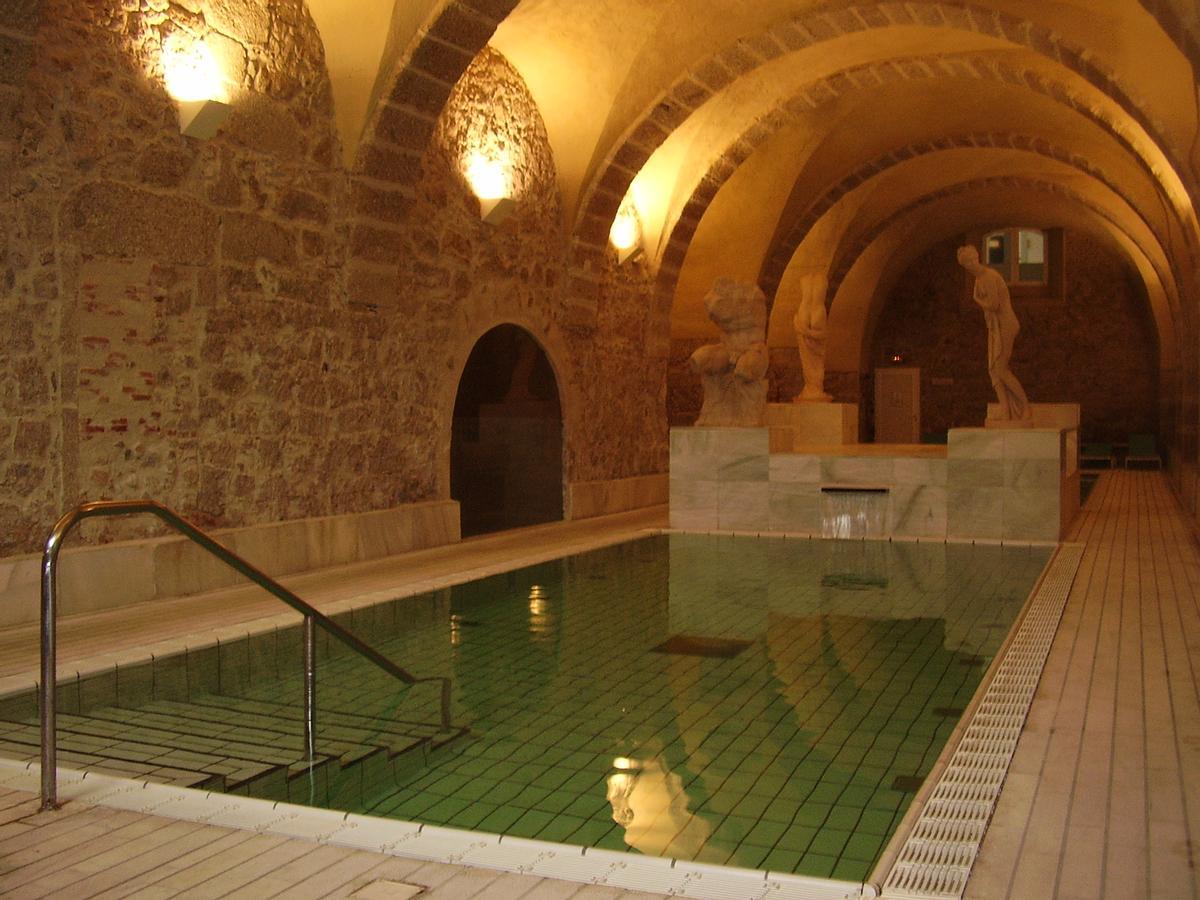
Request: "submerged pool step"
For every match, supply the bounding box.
[0,691,466,811]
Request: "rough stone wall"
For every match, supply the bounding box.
[386,48,667,492]
[0,0,355,553]
[868,233,1159,441]
[0,10,667,557]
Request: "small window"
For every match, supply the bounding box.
[983,228,1047,286]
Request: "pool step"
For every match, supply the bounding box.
[0,694,467,809]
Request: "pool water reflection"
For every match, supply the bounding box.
[250,534,1052,882]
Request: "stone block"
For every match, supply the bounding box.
[766,402,858,445]
[988,402,1079,429]
[894,457,947,485]
[221,212,298,266]
[769,454,821,483]
[948,458,1005,488]
[1004,458,1061,488]
[947,487,1005,540]
[1004,489,1061,542]
[890,485,948,538]
[351,180,414,225]
[1003,429,1064,460]
[669,478,718,530]
[0,0,39,34]
[717,482,769,531]
[0,33,31,86]
[768,482,820,532]
[821,455,893,485]
[346,263,398,310]
[65,182,218,265]
[948,427,1006,459]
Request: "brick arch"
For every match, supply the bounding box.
[576,0,1191,250]
[652,57,1181,301]
[758,132,1156,297]
[843,175,1180,376]
[824,176,1178,329]
[343,1,519,300]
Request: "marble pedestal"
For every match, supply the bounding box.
[987,402,1080,430]
[669,423,1078,541]
[947,426,1079,542]
[766,402,858,451]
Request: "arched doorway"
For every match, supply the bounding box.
[451,325,564,537]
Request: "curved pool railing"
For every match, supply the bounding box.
[39,499,454,811]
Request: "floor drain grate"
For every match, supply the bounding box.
[881,542,1084,900]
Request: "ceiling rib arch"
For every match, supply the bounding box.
[650,57,1188,303]
[806,177,1180,370]
[758,133,1165,296]
[573,0,1196,250]
[834,189,1176,376]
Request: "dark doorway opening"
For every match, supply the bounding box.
[451,325,564,537]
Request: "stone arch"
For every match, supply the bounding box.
[574,1,1194,250]
[758,132,1159,296]
[808,177,1182,380]
[652,58,1187,301]
[344,0,519,281]
[445,322,566,536]
[437,311,576,495]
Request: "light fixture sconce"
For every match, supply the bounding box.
[162,34,232,140]
[478,195,516,225]
[464,150,515,225]
[609,201,643,264]
[176,98,232,139]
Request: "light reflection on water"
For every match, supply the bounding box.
[308,534,1051,879]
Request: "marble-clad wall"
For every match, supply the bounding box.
[670,427,1074,542]
[669,428,770,532]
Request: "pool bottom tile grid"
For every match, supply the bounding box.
[265,534,1050,883]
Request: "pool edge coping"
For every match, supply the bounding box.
[0,758,875,900]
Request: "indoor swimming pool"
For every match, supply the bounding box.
[0,533,1052,884]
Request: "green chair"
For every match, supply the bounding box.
[1124,433,1162,469]
[1080,442,1116,469]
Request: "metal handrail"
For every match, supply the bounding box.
[40,499,454,811]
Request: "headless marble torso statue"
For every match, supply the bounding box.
[956,244,1032,424]
[689,278,770,426]
[793,272,832,402]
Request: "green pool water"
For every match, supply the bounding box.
[243,534,1053,882]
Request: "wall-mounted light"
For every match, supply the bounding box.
[610,199,642,264]
[464,149,515,224]
[162,33,232,139]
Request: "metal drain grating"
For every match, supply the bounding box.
[881,543,1084,900]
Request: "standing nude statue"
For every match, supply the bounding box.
[956,244,1032,423]
[689,278,770,426]
[793,272,832,402]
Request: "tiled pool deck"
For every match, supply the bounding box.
[0,473,1197,897]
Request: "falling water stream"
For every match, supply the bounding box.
[820,487,888,539]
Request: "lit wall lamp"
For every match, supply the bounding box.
[464,150,515,224]
[609,200,642,264]
[162,34,232,139]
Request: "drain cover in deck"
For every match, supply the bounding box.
[651,634,753,658]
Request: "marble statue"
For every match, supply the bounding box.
[793,272,832,402]
[690,278,770,426]
[956,244,1032,424]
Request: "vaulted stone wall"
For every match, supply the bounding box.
[0,4,667,557]
[867,233,1160,442]
[668,232,1160,442]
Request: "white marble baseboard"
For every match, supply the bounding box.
[0,500,461,628]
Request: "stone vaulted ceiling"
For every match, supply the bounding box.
[308,0,1200,376]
